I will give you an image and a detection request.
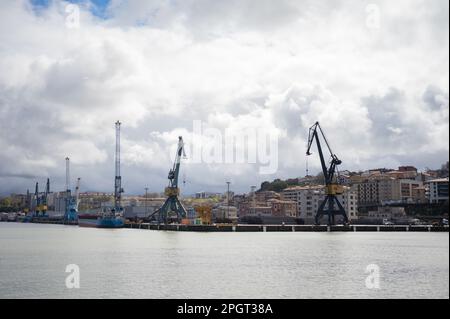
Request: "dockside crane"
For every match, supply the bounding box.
[306,122,349,225]
[64,157,78,222]
[40,178,50,217]
[149,136,187,224]
[31,180,48,218]
[34,182,39,217]
[113,121,124,214]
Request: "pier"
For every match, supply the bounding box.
[3,220,448,232]
[124,222,449,233]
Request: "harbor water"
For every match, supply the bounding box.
[0,223,448,299]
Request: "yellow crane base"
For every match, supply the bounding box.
[326,184,344,195]
[164,187,180,197]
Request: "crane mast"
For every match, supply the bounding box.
[42,178,50,216]
[64,157,78,222]
[65,157,71,214]
[306,122,348,225]
[65,157,70,194]
[75,177,81,210]
[34,182,39,216]
[114,121,123,213]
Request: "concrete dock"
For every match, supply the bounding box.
[124,222,449,232]
[3,220,448,232]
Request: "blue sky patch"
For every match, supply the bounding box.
[30,0,111,18]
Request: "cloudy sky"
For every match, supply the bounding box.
[0,0,448,195]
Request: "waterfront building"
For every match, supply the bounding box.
[355,175,425,207]
[246,206,272,217]
[282,185,358,224]
[267,199,297,218]
[212,205,238,222]
[255,191,281,203]
[425,178,449,204]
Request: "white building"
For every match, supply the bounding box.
[425,178,449,204]
[282,185,358,224]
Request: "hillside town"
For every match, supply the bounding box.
[1,163,448,225]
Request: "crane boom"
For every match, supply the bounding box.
[148,136,187,224]
[34,182,39,216]
[306,121,348,225]
[75,177,81,209]
[168,136,186,188]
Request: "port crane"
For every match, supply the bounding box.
[33,182,40,217]
[41,178,50,217]
[150,136,187,224]
[113,121,124,214]
[306,122,348,225]
[64,157,79,222]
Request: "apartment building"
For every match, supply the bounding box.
[267,199,297,218]
[356,175,425,206]
[282,185,358,224]
[233,191,297,219]
[425,178,449,204]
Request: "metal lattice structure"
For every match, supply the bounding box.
[150,136,187,224]
[114,121,124,213]
[64,157,78,222]
[306,122,348,225]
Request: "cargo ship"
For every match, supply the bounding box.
[78,210,124,228]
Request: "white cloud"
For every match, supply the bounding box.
[0,0,448,194]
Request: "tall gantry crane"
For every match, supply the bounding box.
[150,136,187,224]
[41,178,50,217]
[306,122,348,225]
[64,157,78,222]
[113,120,124,214]
[34,182,40,217]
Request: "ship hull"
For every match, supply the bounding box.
[78,215,124,228]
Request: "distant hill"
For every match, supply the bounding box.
[259,175,324,192]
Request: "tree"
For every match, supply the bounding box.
[0,197,12,207]
[260,181,271,191]
[440,161,449,177]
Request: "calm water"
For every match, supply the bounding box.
[0,223,448,299]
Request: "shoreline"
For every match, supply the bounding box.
[2,221,448,232]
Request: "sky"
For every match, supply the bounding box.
[0,0,448,196]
